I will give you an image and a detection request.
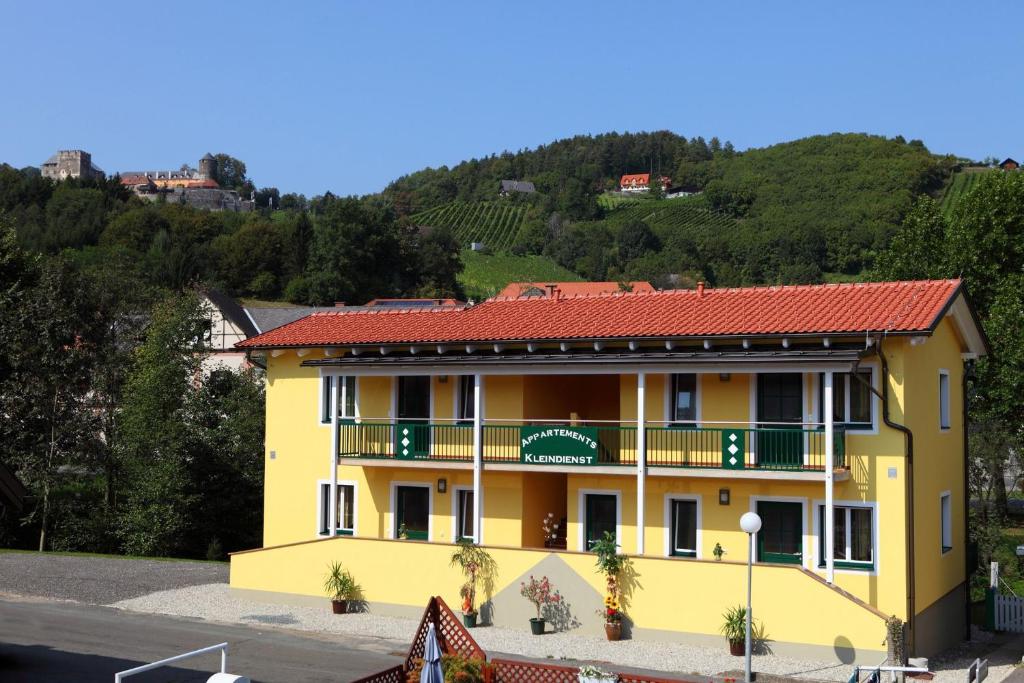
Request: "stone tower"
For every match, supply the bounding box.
[41,150,104,180]
[199,153,216,180]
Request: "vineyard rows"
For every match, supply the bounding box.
[939,170,985,215]
[411,201,527,251]
[601,200,738,234]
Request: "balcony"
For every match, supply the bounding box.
[337,422,846,475]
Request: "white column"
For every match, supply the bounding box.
[329,376,339,536]
[636,372,647,555]
[472,374,483,545]
[824,370,835,583]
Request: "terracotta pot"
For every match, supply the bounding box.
[604,623,622,641]
[729,639,745,656]
[331,599,347,614]
[529,617,546,635]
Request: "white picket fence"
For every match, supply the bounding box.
[994,593,1024,633]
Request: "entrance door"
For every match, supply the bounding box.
[584,494,617,550]
[756,373,803,468]
[756,501,803,564]
[397,376,430,458]
[395,485,429,540]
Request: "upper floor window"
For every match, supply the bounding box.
[321,376,356,424]
[671,373,697,423]
[458,376,475,422]
[939,371,951,430]
[818,371,872,429]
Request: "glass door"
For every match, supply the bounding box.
[585,494,617,550]
[395,485,429,540]
[756,501,803,564]
[397,376,430,458]
[756,373,804,468]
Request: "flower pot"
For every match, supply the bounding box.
[331,599,348,614]
[604,623,622,641]
[463,612,478,628]
[529,617,546,635]
[729,639,745,656]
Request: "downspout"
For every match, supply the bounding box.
[853,336,915,656]
[962,358,975,642]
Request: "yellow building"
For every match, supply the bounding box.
[229,280,987,663]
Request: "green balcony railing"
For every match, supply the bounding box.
[337,422,846,472]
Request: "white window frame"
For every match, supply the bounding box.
[664,373,702,425]
[454,375,475,423]
[663,493,702,558]
[319,373,359,426]
[577,488,622,552]
[389,480,433,541]
[812,499,879,575]
[749,495,810,569]
[940,491,953,554]
[316,479,358,538]
[451,486,477,543]
[813,366,878,435]
[939,370,951,431]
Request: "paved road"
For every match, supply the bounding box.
[0,597,403,682]
[0,552,228,603]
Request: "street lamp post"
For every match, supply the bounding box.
[740,511,762,683]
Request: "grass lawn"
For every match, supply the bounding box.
[458,250,581,301]
[0,548,226,564]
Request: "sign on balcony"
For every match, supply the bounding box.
[723,429,745,469]
[520,426,599,465]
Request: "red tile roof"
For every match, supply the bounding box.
[237,280,964,349]
[497,281,655,298]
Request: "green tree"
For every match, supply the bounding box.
[414,226,464,298]
[211,154,251,195]
[115,293,208,556]
[617,220,661,264]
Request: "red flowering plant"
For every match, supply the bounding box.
[519,575,562,620]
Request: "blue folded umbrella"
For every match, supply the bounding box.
[421,623,444,683]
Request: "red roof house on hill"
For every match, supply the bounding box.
[619,173,671,193]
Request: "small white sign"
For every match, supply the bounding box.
[887,467,897,479]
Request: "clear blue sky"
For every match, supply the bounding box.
[1,2,1018,196]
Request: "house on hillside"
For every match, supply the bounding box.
[201,289,260,372]
[497,281,654,298]
[999,158,1019,171]
[619,173,671,193]
[229,278,986,662]
[498,180,536,196]
[665,183,702,199]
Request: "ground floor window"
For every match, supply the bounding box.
[756,500,803,564]
[817,504,873,570]
[395,484,430,540]
[455,489,475,541]
[319,483,355,536]
[584,492,618,551]
[668,498,698,557]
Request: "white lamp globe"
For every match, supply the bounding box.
[740,511,762,534]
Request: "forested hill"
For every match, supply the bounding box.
[385,131,956,285]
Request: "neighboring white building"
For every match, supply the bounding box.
[200,289,260,373]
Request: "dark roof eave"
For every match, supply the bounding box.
[238,328,934,351]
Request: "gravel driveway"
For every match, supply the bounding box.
[0,552,227,604]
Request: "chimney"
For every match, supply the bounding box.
[697,281,705,297]
[553,287,561,301]
[545,284,557,298]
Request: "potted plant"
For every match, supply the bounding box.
[720,605,765,656]
[578,664,618,682]
[713,543,725,561]
[542,512,560,548]
[323,561,360,614]
[449,539,496,628]
[520,575,560,635]
[592,531,630,641]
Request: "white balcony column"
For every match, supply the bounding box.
[824,370,835,583]
[329,376,339,537]
[472,373,483,545]
[636,372,647,555]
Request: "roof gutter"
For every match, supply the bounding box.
[245,349,267,371]
[854,337,915,656]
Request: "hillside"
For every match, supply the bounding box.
[940,167,989,215]
[411,201,527,251]
[458,250,580,301]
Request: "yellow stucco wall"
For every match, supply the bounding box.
[902,319,967,615]
[231,535,887,656]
